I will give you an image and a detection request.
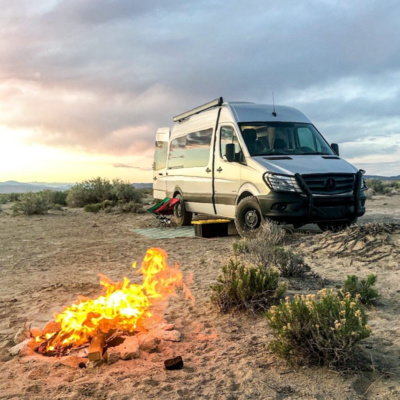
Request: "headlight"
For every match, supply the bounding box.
[264,173,302,193]
[360,170,368,191]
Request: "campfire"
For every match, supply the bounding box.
[31,248,193,362]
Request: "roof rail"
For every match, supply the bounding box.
[173,97,223,122]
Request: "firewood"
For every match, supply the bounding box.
[88,331,105,362]
[164,356,183,370]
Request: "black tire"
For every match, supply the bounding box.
[173,194,192,226]
[234,196,264,237]
[317,218,357,233]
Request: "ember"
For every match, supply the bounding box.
[34,248,192,357]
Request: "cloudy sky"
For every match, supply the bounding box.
[1,0,400,183]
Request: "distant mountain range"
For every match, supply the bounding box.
[0,181,152,194]
[364,175,400,181]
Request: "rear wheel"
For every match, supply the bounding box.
[317,218,357,232]
[235,196,264,237]
[173,194,193,226]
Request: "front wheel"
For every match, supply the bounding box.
[234,196,264,237]
[317,218,357,232]
[173,194,193,226]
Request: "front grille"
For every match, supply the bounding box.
[301,173,355,195]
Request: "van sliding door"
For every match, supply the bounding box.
[166,128,215,215]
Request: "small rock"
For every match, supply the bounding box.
[142,316,168,331]
[159,324,175,331]
[138,334,160,353]
[159,330,181,342]
[8,339,31,356]
[14,327,30,344]
[118,336,140,360]
[20,345,35,357]
[105,347,121,365]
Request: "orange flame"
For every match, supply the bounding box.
[36,248,192,353]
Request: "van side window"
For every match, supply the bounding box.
[220,126,242,161]
[154,141,168,171]
[168,128,213,168]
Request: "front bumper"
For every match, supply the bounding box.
[258,172,366,224]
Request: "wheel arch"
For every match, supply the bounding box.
[172,186,183,199]
[236,183,261,206]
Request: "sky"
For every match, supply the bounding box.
[1,0,400,183]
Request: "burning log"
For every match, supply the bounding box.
[88,331,105,362]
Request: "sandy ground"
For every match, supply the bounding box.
[0,196,399,400]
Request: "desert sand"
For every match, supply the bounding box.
[0,195,399,400]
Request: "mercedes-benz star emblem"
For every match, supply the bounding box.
[325,177,336,190]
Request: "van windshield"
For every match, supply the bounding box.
[239,122,335,156]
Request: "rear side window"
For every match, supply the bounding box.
[154,141,168,171]
[168,128,213,168]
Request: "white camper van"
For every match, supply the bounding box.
[153,98,367,236]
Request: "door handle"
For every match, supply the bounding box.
[205,168,211,173]
[217,167,223,172]
[153,177,157,181]
[158,173,163,176]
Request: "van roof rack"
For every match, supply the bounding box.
[173,97,223,122]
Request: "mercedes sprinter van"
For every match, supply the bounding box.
[153,97,366,236]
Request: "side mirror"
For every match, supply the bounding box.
[225,143,235,162]
[331,143,339,156]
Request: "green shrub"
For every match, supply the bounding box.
[365,179,390,195]
[270,247,310,278]
[12,192,49,215]
[340,274,378,305]
[0,194,8,204]
[0,193,22,204]
[267,289,371,366]
[238,221,287,269]
[232,240,250,255]
[66,177,143,207]
[211,259,286,312]
[83,203,103,213]
[40,190,68,206]
[117,202,145,213]
[112,179,143,203]
[66,177,113,207]
[102,199,114,209]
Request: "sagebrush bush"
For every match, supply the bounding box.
[232,240,249,255]
[66,177,113,207]
[365,179,400,195]
[83,203,102,213]
[112,179,143,203]
[0,193,22,204]
[211,259,286,312]
[66,177,143,207]
[12,192,49,215]
[41,190,68,206]
[117,201,145,213]
[270,247,310,278]
[0,195,8,204]
[237,221,287,269]
[340,274,378,305]
[266,289,371,366]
